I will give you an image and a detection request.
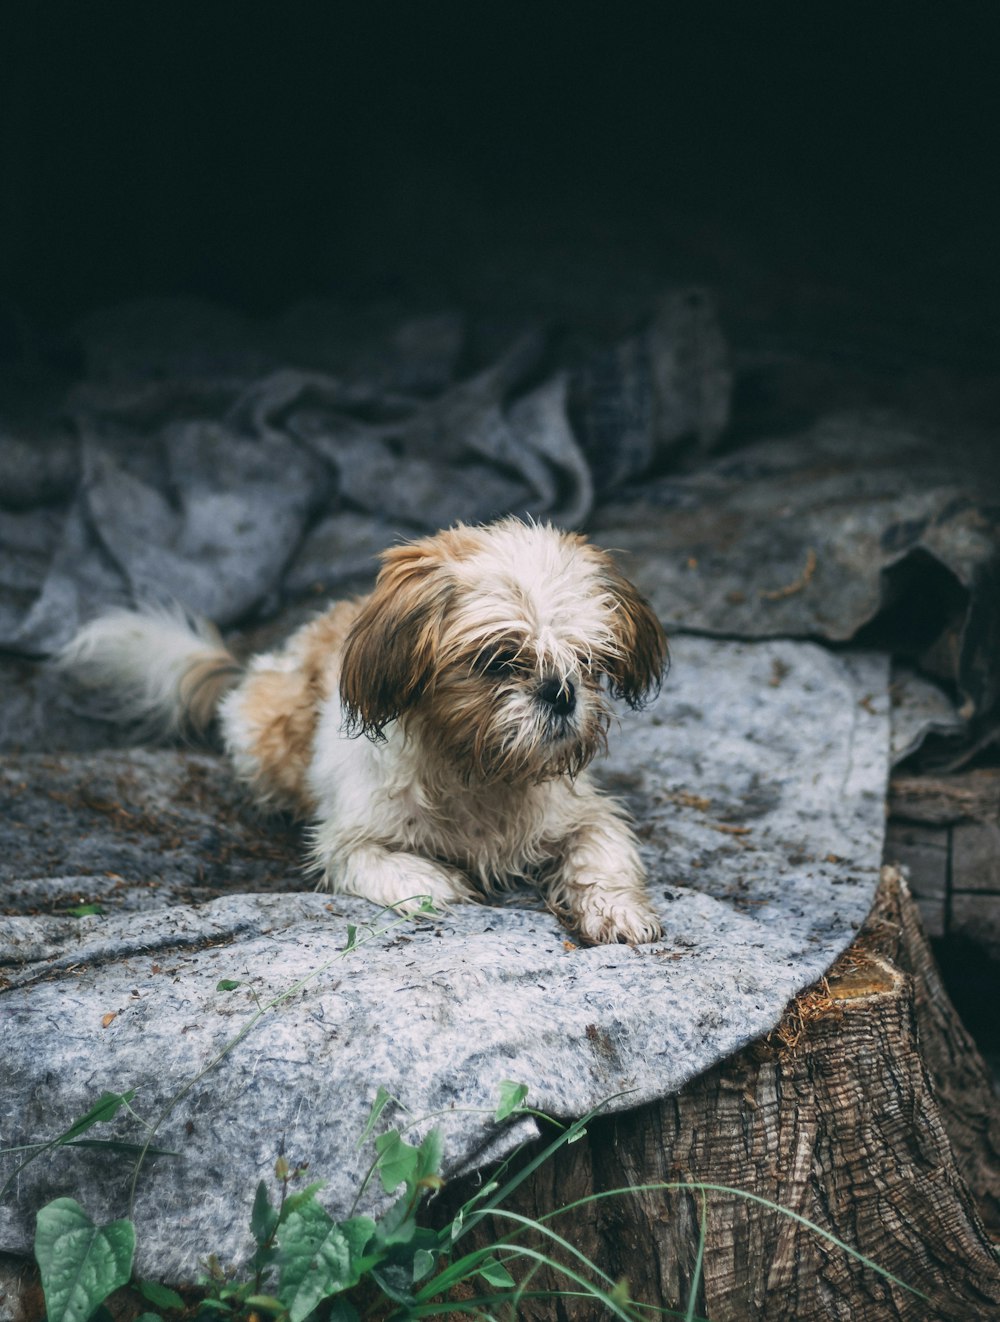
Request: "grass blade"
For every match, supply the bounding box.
[534,1181,927,1302]
[409,1242,643,1320]
[685,1190,706,1322]
[448,1090,636,1249]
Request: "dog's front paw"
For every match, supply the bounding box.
[380,857,478,916]
[576,897,663,945]
[331,845,478,917]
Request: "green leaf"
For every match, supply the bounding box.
[494,1080,529,1123]
[250,1181,278,1245]
[357,1085,393,1148]
[215,979,241,992]
[277,1179,326,1224]
[61,1092,137,1143]
[415,1128,443,1185]
[138,1279,185,1311]
[412,1247,436,1283]
[372,1193,416,1249]
[276,1201,374,1322]
[478,1256,516,1289]
[345,924,358,951]
[368,1265,415,1307]
[339,1214,377,1259]
[243,1297,286,1314]
[34,1198,135,1322]
[373,1131,419,1195]
[65,904,105,918]
[373,1126,442,1198]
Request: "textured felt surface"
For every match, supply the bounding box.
[0,636,889,1277]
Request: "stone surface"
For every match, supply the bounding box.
[0,637,889,1280]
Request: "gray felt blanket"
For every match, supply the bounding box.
[1,637,887,1277]
[0,295,993,1277]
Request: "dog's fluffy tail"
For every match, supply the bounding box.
[56,604,244,737]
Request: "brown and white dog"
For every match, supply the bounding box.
[59,519,668,943]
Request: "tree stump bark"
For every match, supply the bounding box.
[437,868,1000,1320]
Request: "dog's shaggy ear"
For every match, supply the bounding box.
[339,540,454,738]
[597,556,669,709]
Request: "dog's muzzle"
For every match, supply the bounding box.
[537,675,576,718]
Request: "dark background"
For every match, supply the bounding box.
[1,3,998,366]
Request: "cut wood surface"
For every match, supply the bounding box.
[436,869,1000,1321]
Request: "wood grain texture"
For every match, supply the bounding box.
[889,769,1000,826]
[436,870,1000,1320]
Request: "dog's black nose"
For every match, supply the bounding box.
[538,676,576,716]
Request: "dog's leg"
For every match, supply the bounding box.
[547,806,663,945]
[319,842,478,917]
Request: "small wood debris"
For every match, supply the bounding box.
[768,977,836,1051]
[759,547,817,601]
[657,789,712,812]
[769,658,790,687]
[768,950,899,1053]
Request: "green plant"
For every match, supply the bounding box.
[0,1090,176,1205]
[33,1197,134,1322]
[24,1079,927,1322]
[26,1085,666,1322]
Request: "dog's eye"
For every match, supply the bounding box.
[480,648,522,676]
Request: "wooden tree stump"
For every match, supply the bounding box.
[436,868,1000,1320]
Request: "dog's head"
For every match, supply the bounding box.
[339,519,667,782]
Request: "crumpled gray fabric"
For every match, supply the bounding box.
[83,426,326,624]
[592,411,1000,720]
[571,288,732,493]
[0,291,731,655]
[0,637,889,1278]
[889,665,966,766]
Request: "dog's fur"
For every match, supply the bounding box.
[59,519,668,943]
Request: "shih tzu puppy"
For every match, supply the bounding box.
[59,518,668,944]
